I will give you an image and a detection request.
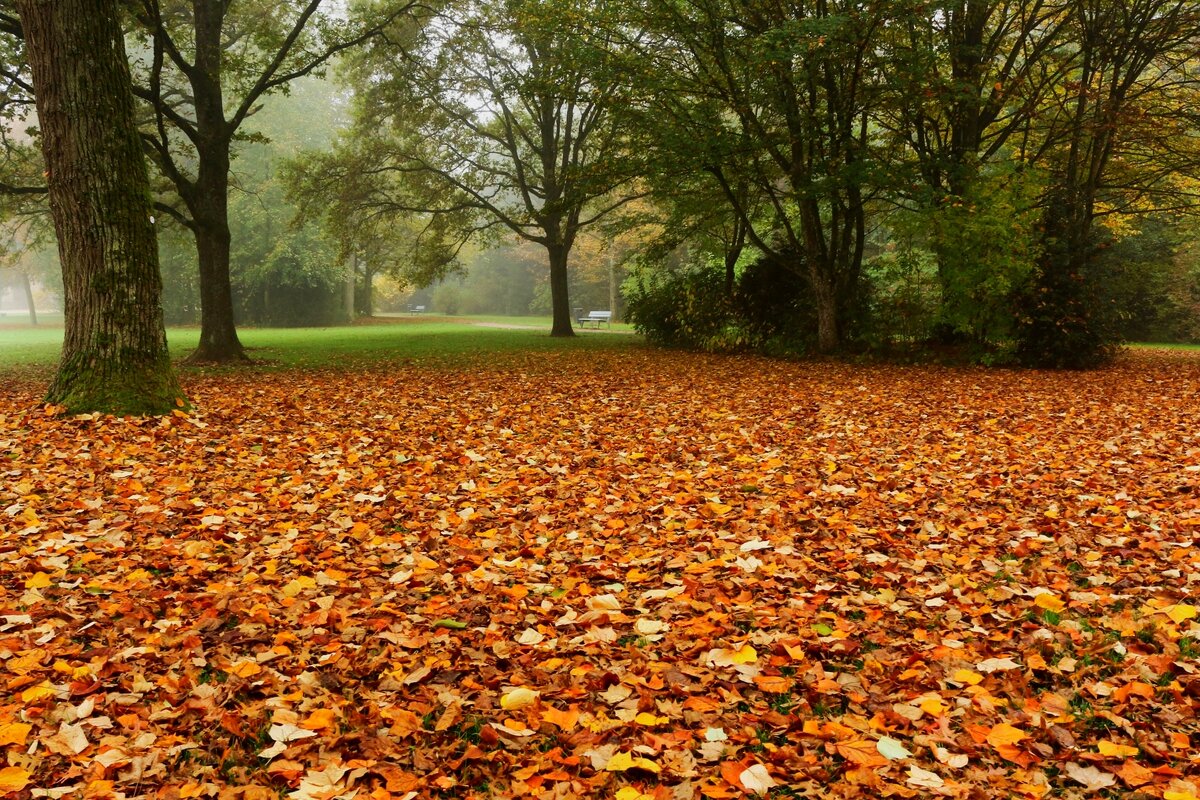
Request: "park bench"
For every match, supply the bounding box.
[409,305,426,315]
[577,310,612,328]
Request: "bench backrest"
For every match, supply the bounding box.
[587,311,611,320]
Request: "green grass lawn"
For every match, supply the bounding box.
[1128,341,1200,351]
[405,312,637,333]
[0,318,641,370]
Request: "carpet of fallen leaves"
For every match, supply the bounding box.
[2,348,1200,800]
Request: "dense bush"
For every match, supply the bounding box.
[239,271,344,327]
[735,248,815,350]
[623,260,740,349]
[858,248,941,351]
[1012,221,1121,369]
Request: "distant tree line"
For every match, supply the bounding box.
[5,0,1200,414]
[295,0,1200,366]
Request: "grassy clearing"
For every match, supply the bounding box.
[0,318,641,371]
[1128,341,1200,351]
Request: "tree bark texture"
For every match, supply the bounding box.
[18,0,187,414]
[547,243,575,337]
[190,188,246,362]
[182,4,247,362]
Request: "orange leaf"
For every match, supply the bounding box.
[719,760,745,787]
[302,709,337,731]
[1034,593,1065,613]
[753,675,791,693]
[0,722,31,746]
[227,661,263,678]
[834,739,889,768]
[541,706,580,731]
[1097,740,1138,758]
[1113,681,1155,702]
[1116,760,1154,787]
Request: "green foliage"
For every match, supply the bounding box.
[623,260,740,350]
[860,247,942,351]
[432,281,463,315]
[153,78,349,327]
[1099,220,1200,344]
[923,170,1042,345]
[158,226,201,325]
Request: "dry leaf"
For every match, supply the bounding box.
[739,764,776,795]
[1065,762,1116,791]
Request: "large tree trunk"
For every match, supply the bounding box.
[18,0,187,415]
[547,243,574,337]
[20,271,36,326]
[811,270,840,354]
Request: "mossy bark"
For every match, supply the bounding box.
[17,0,188,415]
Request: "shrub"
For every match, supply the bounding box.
[623,260,741,349]
[1012,222,1120,369]
[859,248,941,350]
[735,248,815,350]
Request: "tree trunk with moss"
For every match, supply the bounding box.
[17,0,187,414]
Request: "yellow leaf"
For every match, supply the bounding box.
[1097,740,1138,758]
[1034,593,1065,613]
[20,682,55,703]
[1166,604,1198,624]
[24,572,52,589]
[615,789,653,800]
[500,687,539,710]
[918,697,947,716]
[952,669,983,685]
[84,780,115,798]
[730,643,757,664]
[705,502,731,516]
[281,576,316,598]
[0,722,31,746]
[604,752,660,773]
[0,767,30,793]
[986,723,1026,747]
[634,712,668,726]
[605,751,635,772]
[1164,792,1199,800]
